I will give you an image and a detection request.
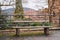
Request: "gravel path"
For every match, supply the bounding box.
[0,30,60,40]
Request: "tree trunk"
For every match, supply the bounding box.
[58,10,60,27]
[48,0,55,23]
[14,0,24,19]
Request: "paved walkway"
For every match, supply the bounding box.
[0,30,60,40]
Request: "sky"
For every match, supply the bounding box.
[22,0,48,10]
[0,0,48,10]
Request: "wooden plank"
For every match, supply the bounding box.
[12,26,52,29]
[13,20,49,22]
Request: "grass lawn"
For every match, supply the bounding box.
[20,31,44,37]
[0,30,52,37]
[10,31,50,37]
[0,33,2,37]
[0,31,44,37]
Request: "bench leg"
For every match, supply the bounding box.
[44,28,49,35]
[16,28,20,37]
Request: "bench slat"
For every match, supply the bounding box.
[12,26,52,29]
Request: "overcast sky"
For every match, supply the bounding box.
[22,0,48,10]
[0,0,48,10]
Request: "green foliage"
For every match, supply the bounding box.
[29,22,52,26]
[43,22,52,26]
[0,15,7,30]
[30,22,43,26]
[23,18,32,21]
[0,15,12,30]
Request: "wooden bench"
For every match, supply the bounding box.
[11,20,52,36]
[11,26,52,36]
